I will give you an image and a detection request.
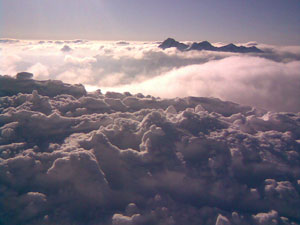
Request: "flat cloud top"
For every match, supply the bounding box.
[0,76,300,225]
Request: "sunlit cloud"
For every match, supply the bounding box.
[64,55,97,65]
[27,62,50,80]
[103,56,300,112]
[0,39,300,112]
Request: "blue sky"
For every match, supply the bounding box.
[0,0,300,44]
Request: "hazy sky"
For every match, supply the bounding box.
[1,0,300,44]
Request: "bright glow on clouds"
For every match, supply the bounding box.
[27,63,50,80]
[64,55,97,65]
[1,39,300,112]
[108,56,300,112]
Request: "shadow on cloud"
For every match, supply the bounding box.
[0,39,300,112]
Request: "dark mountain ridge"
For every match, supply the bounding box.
[159,38,263,53]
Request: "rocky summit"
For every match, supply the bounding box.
[159,38,263,53]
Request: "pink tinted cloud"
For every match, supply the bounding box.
[104,56,300,112]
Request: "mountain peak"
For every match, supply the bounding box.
[158,38,188,51]
[159,38,263,53]
[188,41,216,51]
[199,41,213,46]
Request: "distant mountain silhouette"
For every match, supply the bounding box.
[159,38,263,53]
[158,38,189,51]
[187,41,217,51]
[218,43,263,53]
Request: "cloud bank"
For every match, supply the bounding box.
[0,76,300,225]
[0,39,300,112]
[107,56,300,112]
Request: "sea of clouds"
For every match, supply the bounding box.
[1,39,300,112]
[0,74,300,225]
[1,39,300,224]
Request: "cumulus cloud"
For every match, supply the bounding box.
[64,55,97,65]
[56,68,94,85]
[106,56,300,112]
[0,39,300,112]
[61,45,72,52]
[0,76,300,225]
[0,53,22,75]
[0,38,299,225]
[27,63,50,80]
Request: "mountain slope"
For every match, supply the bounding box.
[159,38,264,53]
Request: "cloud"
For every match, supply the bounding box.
[57,68,94,84]
[99,72,127,87]
[1,39,300,112]
[0,53,22,75]
[245,41,258,47]
[0,38,19,44]
[1,75,300,225]
[104,56,300,112]
[116,41,130,46]
[61,45,72,52]
[64,39,86,44]
[27,63,50,80]
[64,55,97,65]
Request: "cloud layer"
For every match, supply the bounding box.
[108,56,300,112]
[0,39,300,112]
[0,76,300,225]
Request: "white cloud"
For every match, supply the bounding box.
[0,54,22,75]
[104,56,300,112]
[27,63,50,80]
[64,55,97,65]
[57,68,94,84]
[1,39,300,112]
[99,72,126,87]
[1,75,300,224]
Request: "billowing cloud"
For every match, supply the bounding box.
[27,63,50,80]
[0,39,300,112]
[106,56,300,112]
[61,44,72,52]
[64,55,97,65]
[0,75,300,225]
[0,53,22,75]
[57,68,94,84]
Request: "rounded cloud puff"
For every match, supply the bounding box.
[1,40,300,112]
[0,75,299,225]
[109,56,300,112]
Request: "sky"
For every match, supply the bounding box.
[1,2,300,223]
[1,0,300,44]
[1,0,300,112]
